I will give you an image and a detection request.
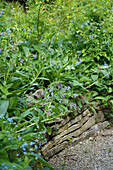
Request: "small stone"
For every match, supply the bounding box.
[89,137,93,141]
[79,141,82,144]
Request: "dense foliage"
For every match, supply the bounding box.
[0,0,113,169]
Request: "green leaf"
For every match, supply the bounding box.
[110,100,113,104]
[0,22,5,25]
[0,84,9,94]
[77,100,82,108]
[8,97,18,109]
[94,96,109,101]
[72,80,83,86]
[23,47,30,57]
[21,165,32,170]
[64,166,70,168]
[10,72,28,79]
[36,155,54,169]
[0,100,9,116]
[46,126,52,135]
[82,99,89,104]
[0,132,4,140]
[37,77,50,80]
[0,149,9,163]
[9,77,22,89]
[91,74,98,81]
[20,108,34,118]
[90,106,97,114]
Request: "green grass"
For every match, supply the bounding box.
[0,0,113,169]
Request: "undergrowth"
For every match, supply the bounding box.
[0,0,113,169]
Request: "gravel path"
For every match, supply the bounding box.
[49,128,113,170]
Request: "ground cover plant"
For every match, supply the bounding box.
[0,0,113,169]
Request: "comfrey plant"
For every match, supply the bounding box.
[0,113,54,169]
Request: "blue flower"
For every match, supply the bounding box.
[30,142,34,146]
[23,147,26,151]
[35,145,38,149]
[77,51,81,54]
[3,121,7,123]
[20,59,24,63]
[7,118,13,122]
[84,22,87,25]
[12,165,17,169]
[0,114,4,118]
[51,60,55,65]
[43,41,46,46]
[35,156,38,160]
[81,25,83,28]
[33,55,37,59]
[31,152,34,154]
[69,41,72,44]
[48,48,53,53]
[29,148,33,151]
[73,93,77,98]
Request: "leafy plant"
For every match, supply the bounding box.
[0,0,113,169]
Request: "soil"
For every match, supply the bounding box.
[48,124,113,170]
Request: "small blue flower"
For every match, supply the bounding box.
[69,41,72,44]
[30,142,34,146]
[33,55,37,59]
[23,147,26,151]
[0,114,4,118]
[35,139,38,142]
[73,93,77,98]
[60,30,64,32]
[12,165,17,169]
[43,41,46,46]
[3,121,7,123]
[35,145,38,149]
[77,51,81,54]
[84,22,87,25]
[81,25,83,28]
[51,60,55,65]
[31,152,34,154]
[48,48,53,53]
[2,163,5,166]
[7,118,13,122]
[35,156,38,160]
[29,148,33,151]
[16,153,19,156]
[89,35,92,39]
[0,49,2,53]
[103,29,107,33]
[4,166,8,169]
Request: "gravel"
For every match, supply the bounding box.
[48,128,113,170]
